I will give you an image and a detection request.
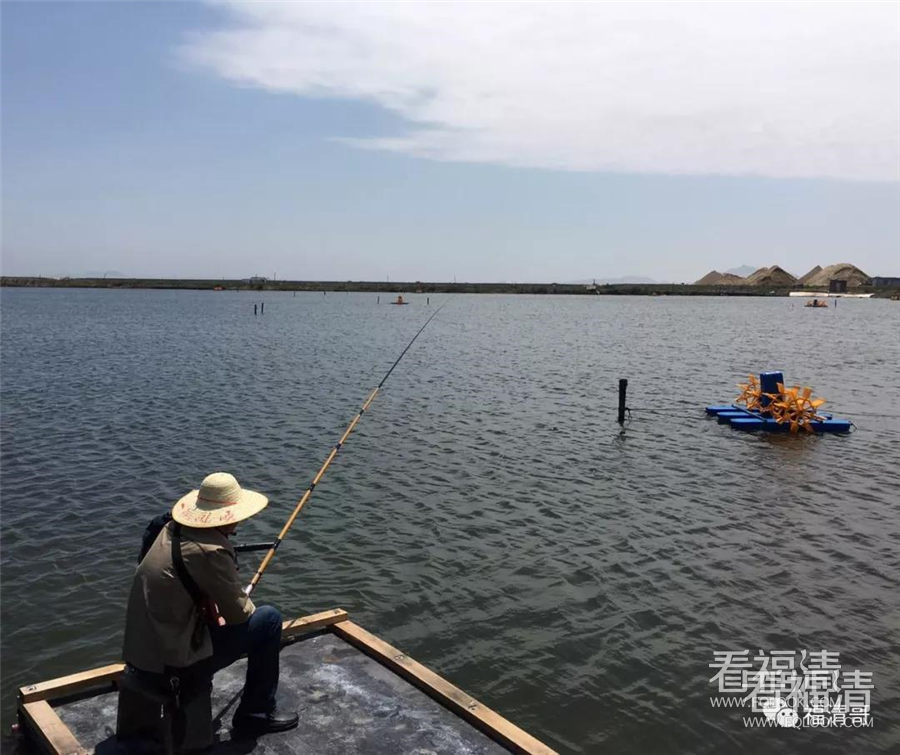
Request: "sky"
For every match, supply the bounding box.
[2,1,899,283]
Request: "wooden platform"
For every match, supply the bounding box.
[18,609,556,755]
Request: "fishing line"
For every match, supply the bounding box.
[245,301,448,595]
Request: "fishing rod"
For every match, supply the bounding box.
[245,302,447,596]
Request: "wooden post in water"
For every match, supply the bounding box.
[377,295,380,304]
[254,304,257,316]
[261,302,265,315]
[617,379,628,425]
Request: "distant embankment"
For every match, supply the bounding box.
[2,277,897,297]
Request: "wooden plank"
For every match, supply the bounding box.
[18,700,87,755]
[19,664,124,705]
[282,607,348,638]
[19,610,348,704]
[332,621,557,755]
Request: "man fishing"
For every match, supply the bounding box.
[120,307,444,745]
[122,472,299,735]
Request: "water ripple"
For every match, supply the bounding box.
[1,290,899,754]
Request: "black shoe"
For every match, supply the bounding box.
[232,707,300,735]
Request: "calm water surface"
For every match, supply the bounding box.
[1,289,898,754]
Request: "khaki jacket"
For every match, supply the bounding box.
[123,521,255,672]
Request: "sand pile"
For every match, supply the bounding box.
[695,271,724,285]
[694,271,748,285]
[695,263,869,287]
[743,265,797,287]
[798,265,822,284]
[804,263,871,287]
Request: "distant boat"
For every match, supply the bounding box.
[391,295,409,305]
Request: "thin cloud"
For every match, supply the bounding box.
[183,2,900,181]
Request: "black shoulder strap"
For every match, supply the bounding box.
[171,522,206,608]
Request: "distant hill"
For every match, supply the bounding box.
[82,270,128,278]
[725,265,756,277]
[598,275,658,284]
[571,276,658,285]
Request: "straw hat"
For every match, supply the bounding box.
[172,472,268,528]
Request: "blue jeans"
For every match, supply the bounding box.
[207,605,282,714]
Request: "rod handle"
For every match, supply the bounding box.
[234,542,277,553]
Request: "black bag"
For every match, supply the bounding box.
[138,512,172,563]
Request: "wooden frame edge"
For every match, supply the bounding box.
[19,700,88,755]
[19,664,125,705]
[19,608,349,706]
[332,620,558,755]
[282,607,348,639]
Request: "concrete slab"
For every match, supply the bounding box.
[53,632,508,754]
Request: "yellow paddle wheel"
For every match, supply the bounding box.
[735,375,763,411]
[763,383,828,433]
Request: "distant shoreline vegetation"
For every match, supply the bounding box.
[2,276,898,298]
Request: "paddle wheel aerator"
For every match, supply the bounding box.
[706,371,851,433]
